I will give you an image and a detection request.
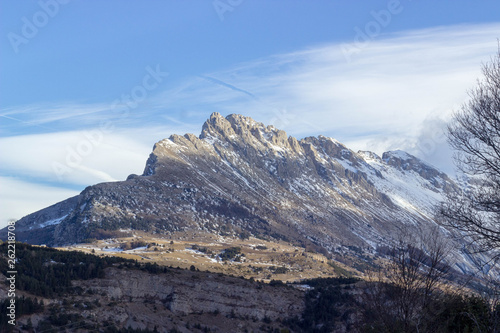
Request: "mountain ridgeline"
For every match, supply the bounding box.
[6,113,459,257]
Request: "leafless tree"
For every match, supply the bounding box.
[387,227,451,331]
[363,226,451,332]
[439,45,500,263]
[478,274,500,333]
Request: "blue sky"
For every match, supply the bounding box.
[1,0,500,228]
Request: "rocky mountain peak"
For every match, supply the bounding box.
[4,112,467,275]
[200,112,236,140]
[357,151,382,162]
[382,150,442,176]
[200,112,291,150]
[382,150,417,166]
[382,150,456,191]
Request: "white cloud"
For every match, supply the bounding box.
[150,23,499,174]
[2,23,498,223]
[0,126,202,226]
[0,130,153,186]
[0,177,80,229]
[0,102,114,134]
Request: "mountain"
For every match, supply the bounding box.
[5,113,460,261]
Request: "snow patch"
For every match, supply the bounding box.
[102,247,123,252]
[38,215,68,228]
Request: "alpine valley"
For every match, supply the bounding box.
[4,113,499,332]
[3,113,480,275]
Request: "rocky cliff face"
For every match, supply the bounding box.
[6,113,459,258]
[4,264,305,332]
[77,267,304,322]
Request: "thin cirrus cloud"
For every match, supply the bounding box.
[150,23,498,171]
[0,127,195,227]
[0,132,137,184]
[0,176,80,224]
[1,23,499,227]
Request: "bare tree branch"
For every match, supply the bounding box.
[440,45,500,264]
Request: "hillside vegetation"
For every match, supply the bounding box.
[1,242,499,332]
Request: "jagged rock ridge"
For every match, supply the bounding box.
[7,113,459,259]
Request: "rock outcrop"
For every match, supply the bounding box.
[76,267,304,321]
[4,113,460,262]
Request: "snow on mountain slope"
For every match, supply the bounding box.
[358,150,452,219]
[4,113,473,272]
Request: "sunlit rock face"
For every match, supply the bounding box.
[9,113,459,259]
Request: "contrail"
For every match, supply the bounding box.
[0,114,54,131]
[198,75,259,100]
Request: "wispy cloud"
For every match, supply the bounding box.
[0,130,153,185]
[149,23,499,171]
[1,23,499,227]
[0,102,114,136]
[0,177,80,227]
